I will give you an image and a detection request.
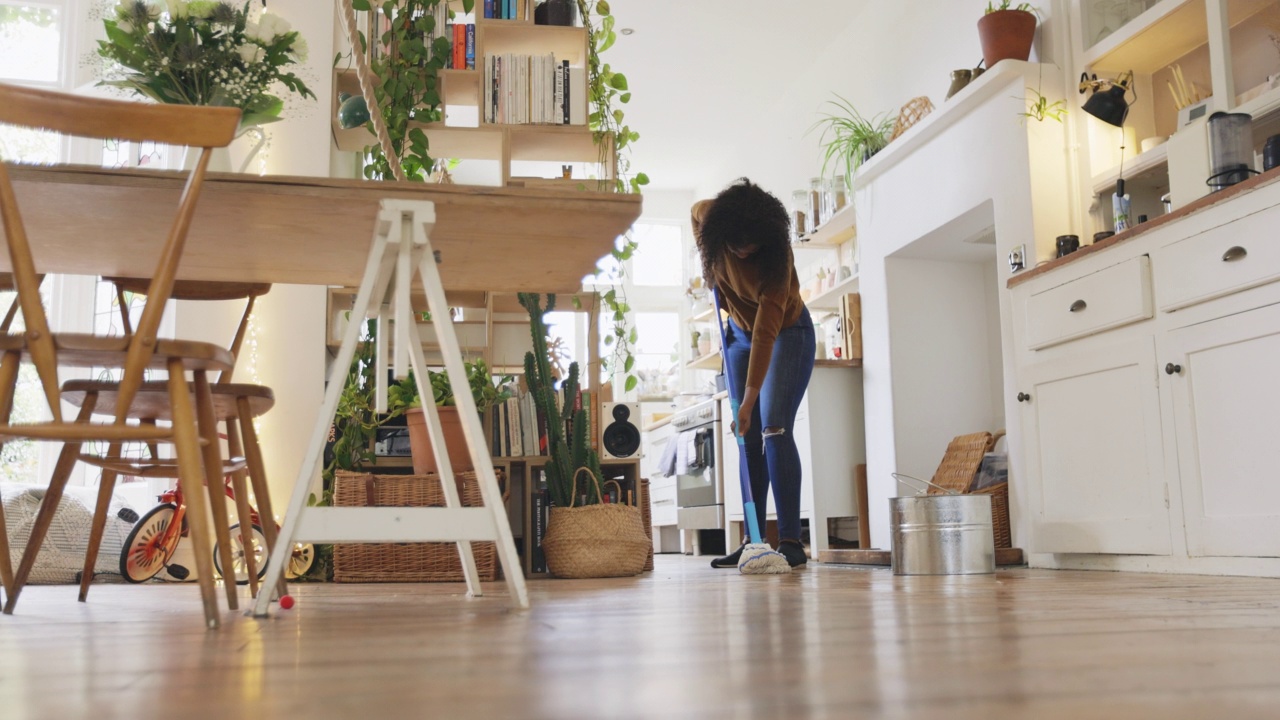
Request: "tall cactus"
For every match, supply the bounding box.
[519,293,601,507]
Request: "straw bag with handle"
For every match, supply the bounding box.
[542,468,650,579]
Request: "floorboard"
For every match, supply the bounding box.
[1,556,1279,719]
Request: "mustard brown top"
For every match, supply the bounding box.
[714,249,805,392]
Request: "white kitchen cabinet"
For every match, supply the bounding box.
[1007,175,1280,573]
[1163,301,1280,558]
[1019,336,1172,555]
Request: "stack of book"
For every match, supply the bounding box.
[447,23,476,69]
[484,54,586,125]
[484,0,521,20]
[491,386,594,458]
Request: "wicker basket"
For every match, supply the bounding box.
[543,471,649,579]
[928,430,1011,549]
[640,478,654,572]
[332,470,504,583]
[973,481,1011,549]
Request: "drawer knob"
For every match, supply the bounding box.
[1165,363,1182,376]
[1069,299,1087,312]
[1222,246,1248,262]
[1017,392,1032,403]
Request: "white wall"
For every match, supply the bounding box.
[853,65,1070,550]
[885,256,1005,488]
[689,1,1064,202]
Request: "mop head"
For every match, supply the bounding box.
[738,543,792,574]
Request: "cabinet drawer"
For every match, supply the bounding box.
[1155,208,1280,312]
[649,482,677,526]
[1025,256,1153,350]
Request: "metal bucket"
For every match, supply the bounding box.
[889,494,995,576]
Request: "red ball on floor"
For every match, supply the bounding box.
[279,595,295,610]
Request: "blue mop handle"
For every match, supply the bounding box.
[712,289,765,546]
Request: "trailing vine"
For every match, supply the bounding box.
[347,0,473,180]
[575,0,645,395]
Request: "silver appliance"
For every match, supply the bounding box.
[672,398,724,530]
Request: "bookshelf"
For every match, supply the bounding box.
[332,3,614,187]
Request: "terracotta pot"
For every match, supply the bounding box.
[405,406,474,475]
[977,9,1036,69]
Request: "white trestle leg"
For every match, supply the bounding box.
[252,200,529,618]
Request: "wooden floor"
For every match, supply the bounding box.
[2,556,1279,719]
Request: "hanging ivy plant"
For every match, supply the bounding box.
[575,0,646,394]
[347,0,473,180]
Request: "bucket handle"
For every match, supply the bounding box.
[892,472,962,496]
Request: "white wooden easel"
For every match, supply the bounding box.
[252,200,529,617]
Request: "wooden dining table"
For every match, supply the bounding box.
[2,165,642,293]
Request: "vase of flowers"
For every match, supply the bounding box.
[98,1,315,170]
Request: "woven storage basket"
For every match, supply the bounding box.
[543,470,650,579]
[332,470,503,583]
[973,482,1011,548]
[928,430,1011,549]
[640,478,654,572]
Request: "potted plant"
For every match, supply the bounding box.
[391,359,513,475]
[978,1,1038,70]
[98,1,315,170]
[810,94,895,189]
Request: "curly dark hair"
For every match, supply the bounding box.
[694,178,791,289]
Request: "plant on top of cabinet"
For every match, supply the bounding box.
[978,2,1038,70]
[809,94,894,189]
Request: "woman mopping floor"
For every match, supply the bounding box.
[692,178,816,573]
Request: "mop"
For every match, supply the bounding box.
[712,289,791,575]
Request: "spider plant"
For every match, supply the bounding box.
[809,94,895,190]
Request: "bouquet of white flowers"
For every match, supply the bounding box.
[99,0,314,128]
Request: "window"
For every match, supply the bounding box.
[629,222,683,287]
[0,3,63,86]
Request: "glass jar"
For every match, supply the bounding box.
[808,177,825,232]
[790,190,809,241]
[831,175,848,213]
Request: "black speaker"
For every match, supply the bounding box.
[600,402,642,460]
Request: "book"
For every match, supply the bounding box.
[453,23,465,70]
[560,60,569,124]
[531,479,547,573]
[484,0,493,19]
[465,24,475,70]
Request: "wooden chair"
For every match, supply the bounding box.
[0,82,242,629]
[61,278,281,602]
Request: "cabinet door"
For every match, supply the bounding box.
[1020,337,1171,555]
[1165,302,1280,558]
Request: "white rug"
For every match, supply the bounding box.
[1,483,138,585]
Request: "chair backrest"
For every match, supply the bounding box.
[0,82,241,423]
[107,277,271,384]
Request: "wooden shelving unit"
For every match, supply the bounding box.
[331,3,613,187]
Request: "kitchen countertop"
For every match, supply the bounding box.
[1008,164,1280,289]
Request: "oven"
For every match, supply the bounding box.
[672,399,724,530]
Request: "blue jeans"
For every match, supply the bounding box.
[724,307,815,543]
